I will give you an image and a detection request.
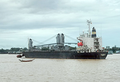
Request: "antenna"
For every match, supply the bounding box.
[87,20,92,37]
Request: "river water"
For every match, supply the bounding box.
[0,54,120,82]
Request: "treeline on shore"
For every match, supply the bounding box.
[0,47,28,54]
[0,46,77,54]
[105,46,120,53]
[0,46,120,54]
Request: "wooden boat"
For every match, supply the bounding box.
[17,55,22,58]
[19,59,34,62]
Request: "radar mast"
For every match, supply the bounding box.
[87,20,92,38]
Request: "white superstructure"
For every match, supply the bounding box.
[77,20,103,52]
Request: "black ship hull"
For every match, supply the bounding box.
[23,51,108,59]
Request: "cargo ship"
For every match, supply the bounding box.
[22,20,108,59]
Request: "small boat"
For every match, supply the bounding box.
[19,59,34,62]
[17,54,22,58]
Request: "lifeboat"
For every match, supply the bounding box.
[77,42,83,46]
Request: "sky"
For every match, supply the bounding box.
[0,0,120,49]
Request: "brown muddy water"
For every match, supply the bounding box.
[0,54,120,82]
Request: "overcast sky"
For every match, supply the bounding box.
[0,0,120,49]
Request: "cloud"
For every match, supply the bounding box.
[0,0,120,30]
[0,0,120,48]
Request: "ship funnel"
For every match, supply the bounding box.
[92,27,96,38]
